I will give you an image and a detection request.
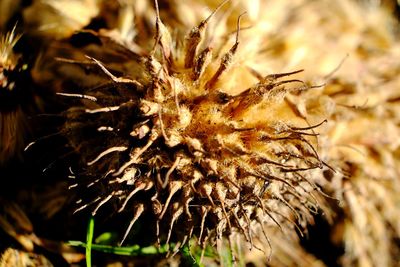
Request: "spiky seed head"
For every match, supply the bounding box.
[61,2,330,257]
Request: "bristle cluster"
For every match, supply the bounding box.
[0,26,28,164]
[0,26,21,94]
[64,2,328,255]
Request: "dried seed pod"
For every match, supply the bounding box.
[58,1,330,259]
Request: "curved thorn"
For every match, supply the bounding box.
[87,146,127,166]
[198,206,209,245]
[118,179,153,212]
[159,181,182,220]
[256,216,273,262]
[162,156,181,189]
[92,194,113,215]
[74,197,101,214]
[119,204,145,246]
[166,204,183,251]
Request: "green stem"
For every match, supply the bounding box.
[86,217,95,267]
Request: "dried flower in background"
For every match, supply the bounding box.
[233,1,400,266]
[23,0,100,39]
[0,26,27,164]
[0,0,22,31]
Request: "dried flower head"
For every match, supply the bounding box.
[60,1,331,260]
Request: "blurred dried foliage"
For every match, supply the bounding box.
[0,27,25,164]
[0,0,399,266]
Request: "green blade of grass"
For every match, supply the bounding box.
[86,217,95,267]
[67,241,171,256]
[95,232,118,245]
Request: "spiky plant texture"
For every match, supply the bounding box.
[61,1,330,260]
[224,1,400,266]
[246,2,400,266]
[1,0,398,266]
[0,27,27,164]
[0,0,399,266]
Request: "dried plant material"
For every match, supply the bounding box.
[0,26,49,165]
[245,228,326,267]
[0,0,21,29]
[0,0,21,31]
[0,25,21,102]
[57,1,331,262]
[0,26,26,164]
[0,198,84,264]
[226,0,400,266]
[17,182,70,220]
[23,0,100,39]
[0,200,39,252]
[0,0,397,266]
[0,248,53,267]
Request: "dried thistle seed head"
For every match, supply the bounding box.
[61,1,330,256]
[0,26,29,164]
